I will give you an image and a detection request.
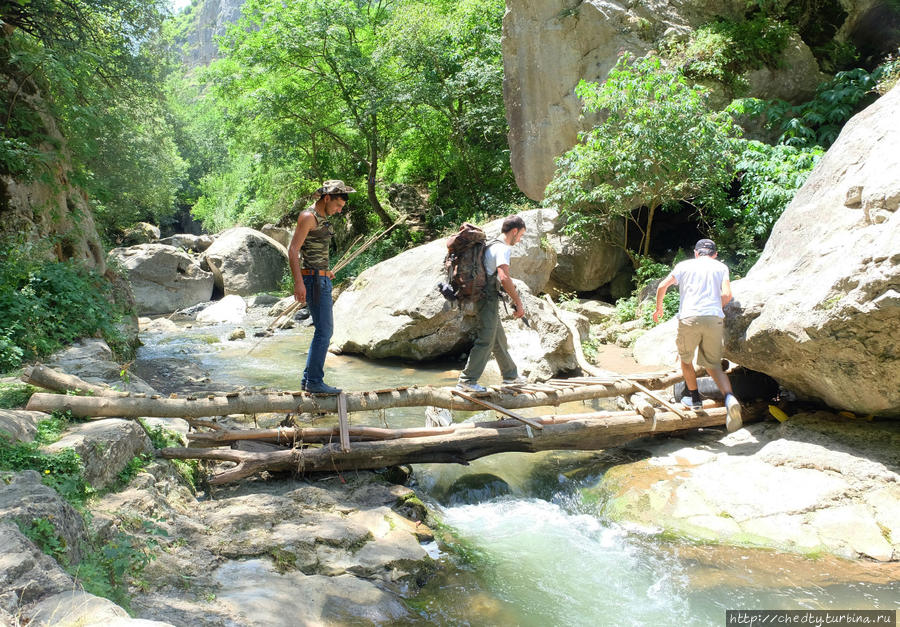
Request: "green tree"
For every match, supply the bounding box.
[205,0,402,228]
[545,55,741,265]
[1,0,186,241]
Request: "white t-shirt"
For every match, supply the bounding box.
[484,241,511,276]
[670,256,730,319]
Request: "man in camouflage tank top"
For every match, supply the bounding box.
[287,180,355,394]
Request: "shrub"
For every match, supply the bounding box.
[0,239,127,372]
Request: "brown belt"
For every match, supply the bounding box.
[300,269,329,276]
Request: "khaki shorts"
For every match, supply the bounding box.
[676,315,724,369]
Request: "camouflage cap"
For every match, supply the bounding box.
[316,180,356,196]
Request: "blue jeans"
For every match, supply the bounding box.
[302,275,333,386]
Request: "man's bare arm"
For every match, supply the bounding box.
[287,212,317,303]
[653,274,677,323]
[496,264,524,319]
[721,276,733,307]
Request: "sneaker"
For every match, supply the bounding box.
[680,395,702,410]
[501,376,527,385]
[456,381,487,393]
[725,394,743,432]
[302,382,342,395]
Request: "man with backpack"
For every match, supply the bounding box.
[287,179,355,395]
[653,238,742,432]
[456,215,528,392]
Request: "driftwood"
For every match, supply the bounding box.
[26,372,684,419]
[160,406,731,484]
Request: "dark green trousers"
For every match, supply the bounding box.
[459,287,518,384]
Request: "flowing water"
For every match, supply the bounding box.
[137,320,900,625]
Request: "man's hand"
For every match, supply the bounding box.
[293,281,306,304]
[513,302,525,319]
[652,306,664,324]
[327,270,335,280]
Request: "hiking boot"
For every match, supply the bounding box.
[680,395,702,410]
[456,381,487,393]
[725,394,743,432]
[501,376,527,385]
[303,382,342,395]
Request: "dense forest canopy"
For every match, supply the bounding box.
[1,0,899,370]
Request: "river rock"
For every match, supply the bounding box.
[196,294,247,324]
[0,521,75,616]
[42,419,153,491]
[157,233,214,252]
[725,85,900,416]
[0,410,43,444]
[0,471,89,566]
[46,338,157,395]
[546,218,628,292]
[587,412,900,561]
[122,221,161,245]
[109,243,214,315]
[332,209,576,378]
[261,224,293,249]
[632,317,679,368]
[24,590,174,627]
[202,227,288,296]
[560,298,617,325]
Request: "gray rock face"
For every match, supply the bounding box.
[122,221,161,246]
[331,210,578,379]
[590,412,900,561]
[0,471,89,566]
[46,338,157,394]
[547,218,628,292]
[110,244,214,315]
[42,420,153,491]
[0,521,75,616]
[178,0,247,67]
[24,590,175,627]
[202,227,289,297]
[157,233,214,252]
[0,410,44,444]
[502,0,828,201]
[726,86,900,416]
[261,224,293,249]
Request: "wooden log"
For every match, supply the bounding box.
[160,407,731,484]
[27,372,685,419]
[625,392,656,420]
[336,392,350,452]
[21,365,122,397]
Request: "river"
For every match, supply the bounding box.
[136,319,900,626]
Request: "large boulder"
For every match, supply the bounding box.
[202,227,288,296]
[725,86,900,416]
[546,218,628,292]
[502,0,830,201]
[157,233,214,252]
[587,412,900,561]
[0,521,75,616]
[331,210,578,379]
[110,244,214,315]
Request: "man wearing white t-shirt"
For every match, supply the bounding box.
[456,215,527,392]
[653,238,742,431]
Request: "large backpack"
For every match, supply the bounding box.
[437,223,489,304]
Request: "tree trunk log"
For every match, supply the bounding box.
[26,373,683,419]
[161,406,730,484]
[21,365,119,397]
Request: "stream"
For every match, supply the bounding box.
[135,318,899,625]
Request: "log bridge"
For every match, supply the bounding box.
[23,365,738,485]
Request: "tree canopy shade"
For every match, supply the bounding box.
[544,55,741,264]
[1,0,186,239]
[186,0,518,233]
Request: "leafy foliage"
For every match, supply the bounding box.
[666,14,793,92]
[0,239,128,372]
[728,67,883,149]
[707,140,822,273]
[1,0,184,242]
[545,55,741,263]
[0,436,92,506]
[0,382,35,409]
